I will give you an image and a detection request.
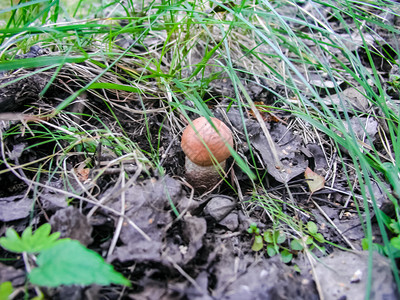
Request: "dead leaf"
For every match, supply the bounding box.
[305,167,325,193]
[50,206,93,246]
[251,123,308,183]
[0,195,33,222]
[75,167,90,182]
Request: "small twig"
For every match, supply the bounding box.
[311,199,357,250]
[159,135,177,167]
[86,153,144,217]
[22,252,42,297]
[0,133,151,241]
[107,169,126,260]
[175,177,195,221]
[304,249,325,300]
[166,256,205,295]
[325,186,365,201]
[339,177,359,219]
[284,182,297,211]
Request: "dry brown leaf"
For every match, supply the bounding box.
[75,168,90,182]
[304,167,325,193]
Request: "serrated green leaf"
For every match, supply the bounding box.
[252,235,264,252]
[0,281,13,300]
[266,244,276,257]
[29,239,130,287]
[280,249,293,263]
[307,221,318,235]
[0,224,61,254]
[291,239,304,251]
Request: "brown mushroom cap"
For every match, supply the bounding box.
[181,117,233,166]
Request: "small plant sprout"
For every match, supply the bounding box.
[247,223,263,251]
[247,223,260,235]
[181,117,233,192]
[0,224,131,288]
[247,223,320,264]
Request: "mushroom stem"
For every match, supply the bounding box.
[184,157,227,192]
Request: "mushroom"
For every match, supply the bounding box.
[181,117,233,192]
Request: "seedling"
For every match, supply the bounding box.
[247,223,263,251]
[362,211,400,259]
[0,224,131,292]
[247,221,326,263]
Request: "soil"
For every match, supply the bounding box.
[0,1,399,299]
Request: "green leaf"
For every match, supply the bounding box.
[381,162,400,199]
[87,82,140,93]
[263,231,273,243]
[266,244,276,257]
[361,238,369,250]
[291,239,304,251]
[0,224,60,253]
[314,233,325,243]
[0,282,13,300]
[251,235,264,252]
[280,249,293,263]
[390,236,400,250]
[307,221,318,235]
[293,264,301,273]
[0,55,89,72]
[390,221,400,235]
[248,223,258,234]
[384,243,400,258]
[305,236,314,245]
[276,231,286,244]
[376,210,393,230]
[316,245,326,255]
[29,239,130,287]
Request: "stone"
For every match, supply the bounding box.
[219,212,239,231]
[314,250,399,300]
[204,197,236,222]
